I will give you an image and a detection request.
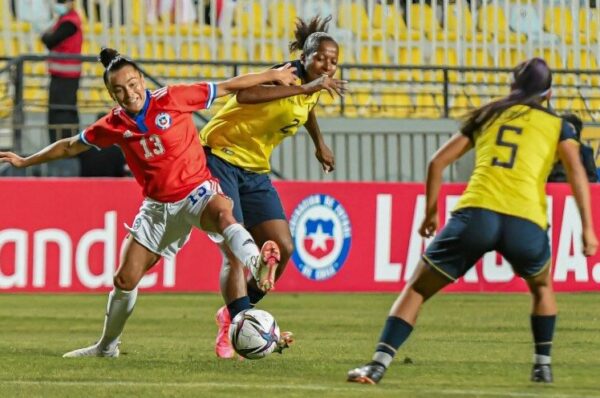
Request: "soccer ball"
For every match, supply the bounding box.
[229,309,280,360]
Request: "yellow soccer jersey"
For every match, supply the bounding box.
[455,104,578,229]
[200,82,320,173]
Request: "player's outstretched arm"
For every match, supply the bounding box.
[215,63,298,98]
[305,109,334,173]
[237,74,348,104]
[0,136,89,168]
[420,133,472,238]
[558,139,598,256]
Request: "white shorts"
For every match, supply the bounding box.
[126,179,226,259]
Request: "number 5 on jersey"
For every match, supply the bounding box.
[492,125,522,169]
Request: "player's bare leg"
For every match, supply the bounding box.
[525,261,556,383]
[348,260,451,384]
[63,236,160,357]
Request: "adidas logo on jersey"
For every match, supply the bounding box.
[123,130,134,138]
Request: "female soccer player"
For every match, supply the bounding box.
[347,58,598,384]
[0,47,298,357]
[200,15,347,358]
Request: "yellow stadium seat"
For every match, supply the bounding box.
[413,91,442,118]
[578,8,599,43]
[357,45,392,81]
[568,50,600,86]
[268,2,297,39]
[373,4,420,41]
[447,3,491,42]
[338,3,384,40]
[463,49,494,83]
[343,86,376,118]
[477,6,526,44]
[498,49,527,68]
[408,4,457,41]
[395,46,424,82]
[429,48,459,82]
[544,7,588,44]
[379,87,413,118]
[317,92,341,116]
[254,43,284,63]
[232,0,272,38]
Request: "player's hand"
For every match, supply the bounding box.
[308,75,348,98]
[0,151,27,168]
[418,211,438,238]
[315,144,335,173]
[582,227,598,256]
[272,63,298,86]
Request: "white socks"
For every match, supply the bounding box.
[222,224,260,269]
[98,287,138,351]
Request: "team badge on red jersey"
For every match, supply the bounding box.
[155,112,172,130]
[289,194,352,281]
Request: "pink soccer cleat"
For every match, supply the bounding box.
[215,306,235,359]
[254,240,281,292]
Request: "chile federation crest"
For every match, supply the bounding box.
[289,194,352,281]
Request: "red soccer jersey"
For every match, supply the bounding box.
[81,83,216,202]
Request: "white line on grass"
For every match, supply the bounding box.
[1,380,598,398]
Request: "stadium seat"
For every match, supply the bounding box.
[344,85,376,118]
[447,3,491,42]
[567,50,600,86]
[477,5,526,44]
[338,3,384,40]
[232,0,272,38]
[357,45,393,81]
[578,8,599,43]
[395,46,424,82]
[408,4,457,42]
[463,49,494,83]
[413,90,443,118]
[268,2,298,39]
[379,87,413,118]
[429,48,459,83]
[317,91,342,116]
[254,43,284,63]
[544,7,588,44]
[372,4,420,41]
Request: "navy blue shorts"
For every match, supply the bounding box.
[423,208,551,280]
[204,147,286,228]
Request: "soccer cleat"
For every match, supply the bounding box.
[531,363,553,383]
[215,305,235,359]
[273,331,294,354]
[62,342,120,358]
[347,361,387,384]
[250,240,280,292]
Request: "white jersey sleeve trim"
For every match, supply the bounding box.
[79,129,101,151]
[205,82,216,109]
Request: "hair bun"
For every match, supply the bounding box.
[99,47,120,68]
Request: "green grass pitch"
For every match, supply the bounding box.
[1,293,599,397]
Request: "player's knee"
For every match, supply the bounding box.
[113,273,138,291]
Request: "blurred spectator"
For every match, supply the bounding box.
[16,0,52,31]
[146,0,197,24]
[78,112,128,177]
[548,114,598,183]
[82,0,125,26]
[40,0,82,143]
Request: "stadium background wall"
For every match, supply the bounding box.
[0,179,598,293]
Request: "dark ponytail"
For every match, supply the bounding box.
[289,15,337,56]
[461,58,554,139]
[99,47,141,87]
